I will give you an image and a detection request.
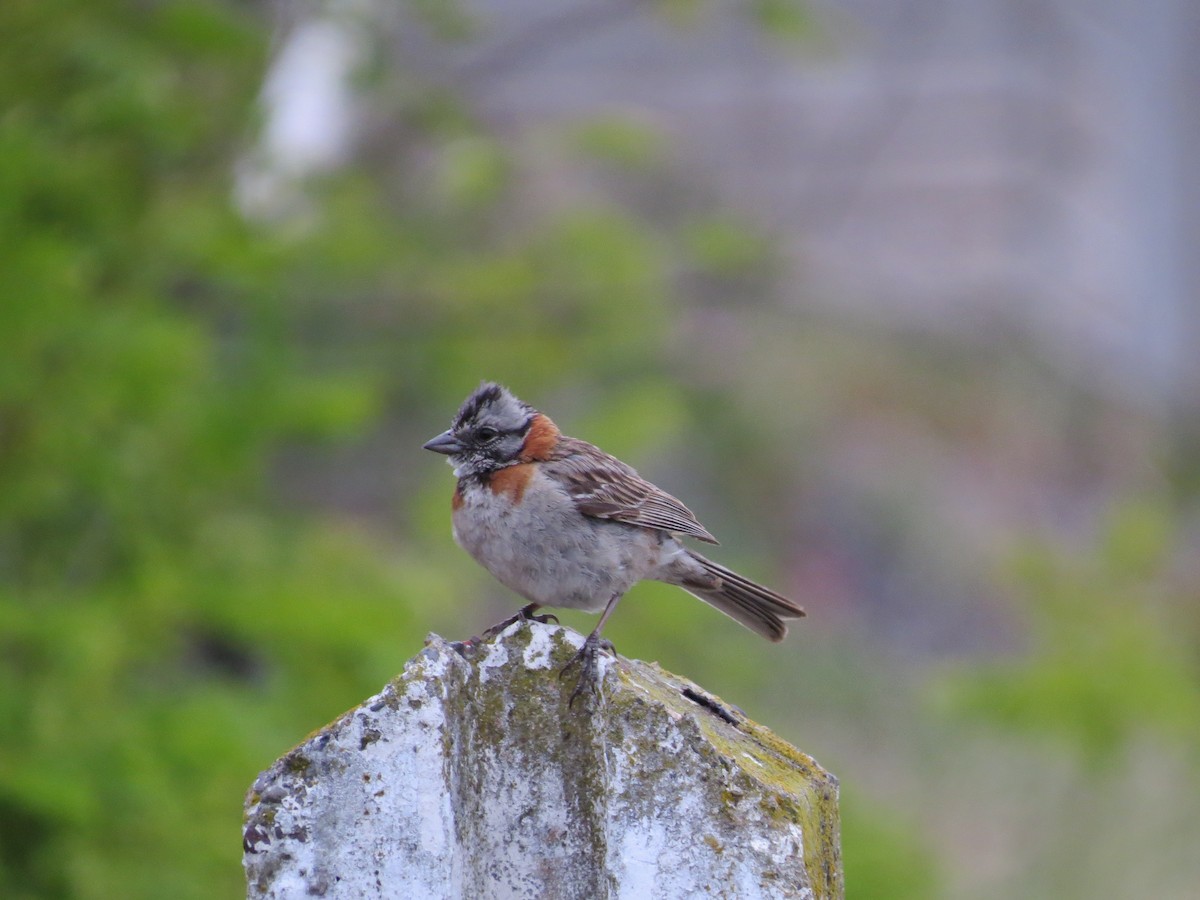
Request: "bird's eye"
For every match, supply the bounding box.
[477,426,499,442]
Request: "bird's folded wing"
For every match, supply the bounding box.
[549,438,719,544]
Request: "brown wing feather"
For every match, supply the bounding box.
[548,437,719,544]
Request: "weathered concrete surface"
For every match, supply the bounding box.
[243,622,841,899]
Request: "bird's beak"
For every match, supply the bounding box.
[423,430,465,455]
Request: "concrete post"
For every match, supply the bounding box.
[243,622,842,899]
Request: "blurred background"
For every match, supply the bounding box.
[3,0,1199,896]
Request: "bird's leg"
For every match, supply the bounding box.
[480,602,558,640]
[560,593,621,708]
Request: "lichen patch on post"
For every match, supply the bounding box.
[522,621,572,669]
[477,638,509,683]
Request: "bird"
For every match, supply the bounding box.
[423,382,805,704]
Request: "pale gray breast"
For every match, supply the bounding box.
[452,467,662,612]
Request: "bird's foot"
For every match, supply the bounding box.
[479,603,558,641]
[559,632,614,708]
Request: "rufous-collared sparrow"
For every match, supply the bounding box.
[424,382,805,704]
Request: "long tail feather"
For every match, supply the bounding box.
[678,551,805,642]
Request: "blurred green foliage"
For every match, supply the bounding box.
[0,1,426,895]
[943,496,1200,766]
[838,790,941,899]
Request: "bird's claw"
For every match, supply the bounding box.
[480,604,556,640]
[560,634,613,708]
